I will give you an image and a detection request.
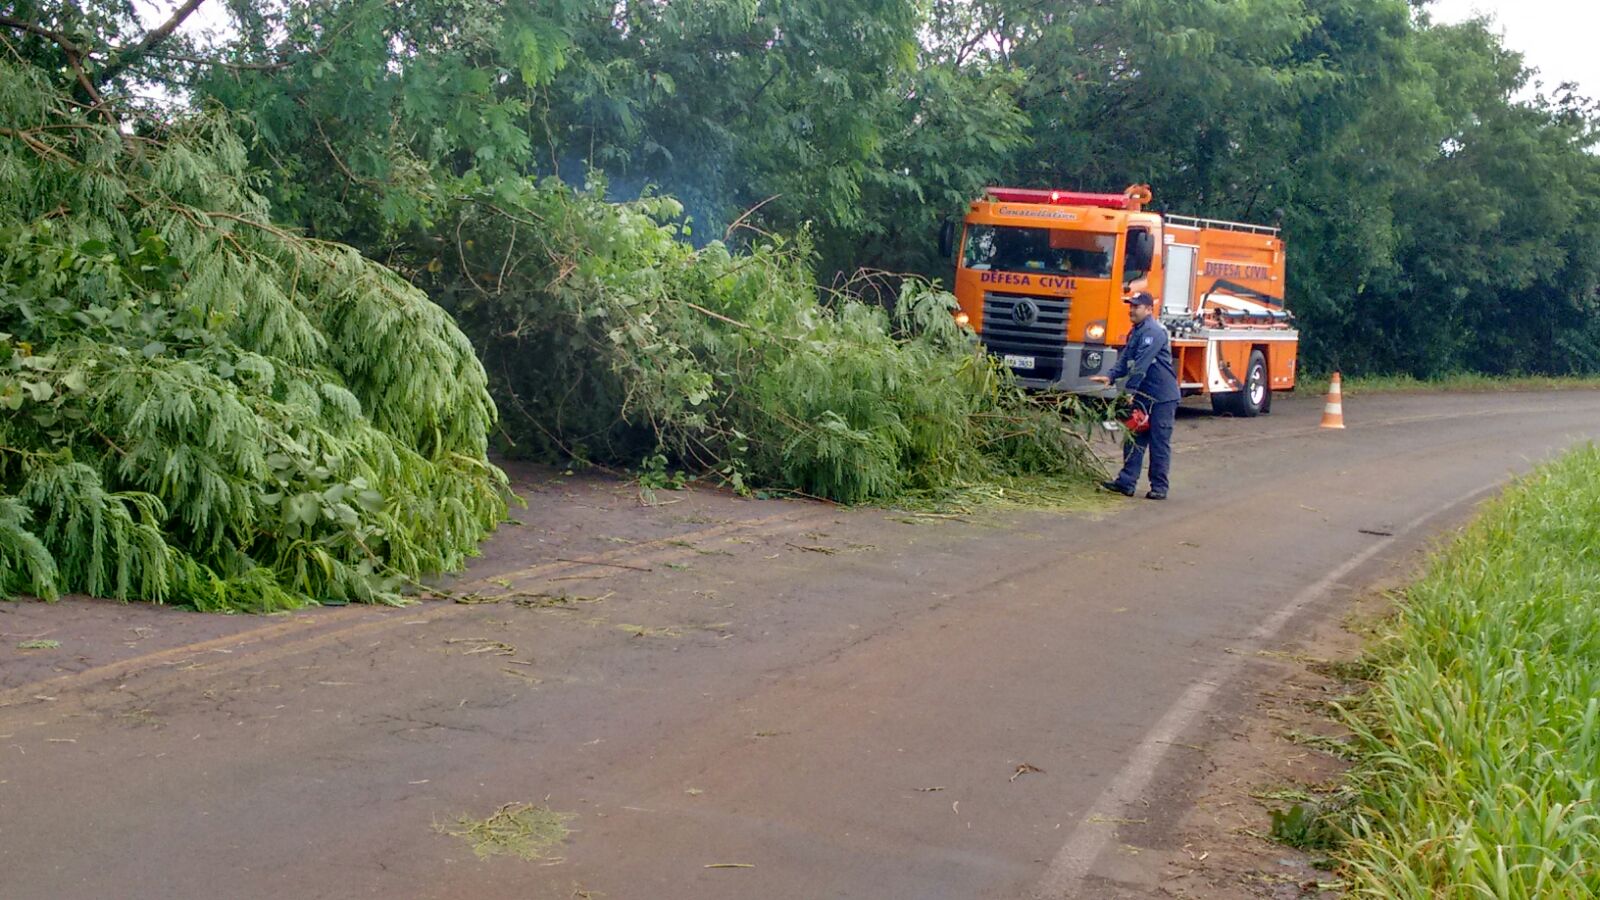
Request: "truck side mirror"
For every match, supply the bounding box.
[939,219,956,260]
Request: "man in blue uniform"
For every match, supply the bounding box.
[1090,291,1180,499]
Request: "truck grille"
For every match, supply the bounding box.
[981,292,1069,380]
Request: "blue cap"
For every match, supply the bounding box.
[1125,291,1156,307]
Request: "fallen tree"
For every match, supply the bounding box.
[0,64,508,610]
[431,180,1101,504]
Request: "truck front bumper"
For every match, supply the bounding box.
[989,341,1122,397]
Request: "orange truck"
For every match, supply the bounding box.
[940,185,1298,415]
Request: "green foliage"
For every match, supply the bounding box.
[9,0,1600,539]
[1336,445,1600,896]
[15,0,1600,382]
[636,453,688,493]
[435,802,574,862]
[913,0,1600,377]
[0,63,507,609]
[435,180,1100,504]
[185,0,934,251]
[192,0,578,239]
[1270,799,1349,852]
[812,60,1031,283]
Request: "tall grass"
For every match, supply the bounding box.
[1338,445,1600,897]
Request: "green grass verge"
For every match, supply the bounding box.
[1302,373,1600,397]
[1335,444,1600,897]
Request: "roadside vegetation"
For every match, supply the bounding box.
[0,66,508,610]
[1322,445,1600,896]
[5,0,1600,606]
[441,183,1102,504]
[178,0,1600,382]
[0,5,1100,611]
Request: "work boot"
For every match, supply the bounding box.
[1100,481,1135,497]
[1145,490,1166,500]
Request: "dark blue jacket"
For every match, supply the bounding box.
[1107,317,1181,404]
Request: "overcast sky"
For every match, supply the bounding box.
[1427,0,1600,98]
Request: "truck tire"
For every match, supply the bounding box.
[1211,350,1270,417]
[1237,349,1269,417]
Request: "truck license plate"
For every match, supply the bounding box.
[1003,354,1035,370]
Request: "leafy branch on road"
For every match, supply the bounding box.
[435,802,574,862]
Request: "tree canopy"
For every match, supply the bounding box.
[13,0,1593,378]
[76,0,1591,379]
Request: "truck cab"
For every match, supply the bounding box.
[945,185,1297,414]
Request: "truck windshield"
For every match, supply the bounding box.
[963,225,1115,278]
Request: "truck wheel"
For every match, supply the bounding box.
[1237,349,1268,417]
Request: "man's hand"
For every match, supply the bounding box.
[1088,375,1112,385]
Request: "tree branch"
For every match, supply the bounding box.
[0,14,80,50]
[140,49,293,71]
[0,126,74,163]
[311,114,382,188]
[0,13,105,105]
[96,0,209,85]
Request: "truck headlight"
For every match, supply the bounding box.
[1085,320,1107,342]
[955,311,970,326]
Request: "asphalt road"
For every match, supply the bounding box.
[3,390,1598,900]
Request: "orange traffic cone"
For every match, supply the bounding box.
[1320,373,1346,429]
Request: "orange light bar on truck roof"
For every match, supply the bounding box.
[984,184,1152,212]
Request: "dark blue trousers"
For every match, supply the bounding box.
[1113,400,1176,495]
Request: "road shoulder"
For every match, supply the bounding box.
[1076,538,1455,899]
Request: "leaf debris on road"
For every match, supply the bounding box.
[786,542,838,554]
[617,623,682,638]
[1011,763,1045,782]
[445,637,516,655]
[553,557,652,572]
[435,802,573,862]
